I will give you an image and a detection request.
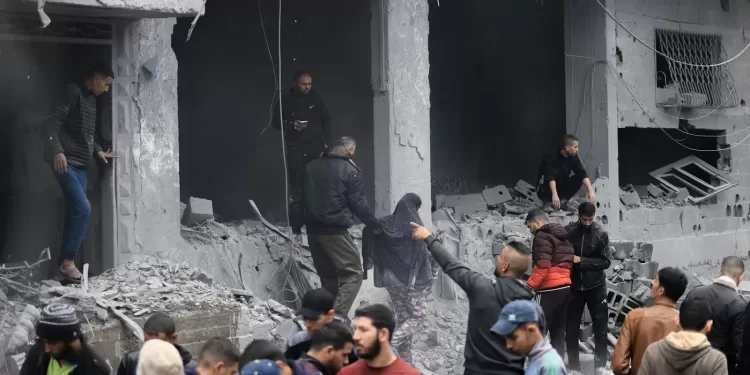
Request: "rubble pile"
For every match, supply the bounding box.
[411,298,470,375]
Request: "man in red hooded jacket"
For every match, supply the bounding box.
[525,208,574,357]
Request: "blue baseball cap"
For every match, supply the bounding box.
[491,300,540,336]
[241,359,281,375]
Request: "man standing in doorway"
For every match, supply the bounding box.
[536,134,596,212]
[303,137,380,319]
[564,202,611,373]
[273,70,332,239]
[47,64,115,283]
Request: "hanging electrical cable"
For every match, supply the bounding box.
[259,0,279,136]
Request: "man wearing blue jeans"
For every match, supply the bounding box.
[47,64,115,283]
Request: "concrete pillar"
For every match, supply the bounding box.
[371,0,432,224]
[564,0,620,236]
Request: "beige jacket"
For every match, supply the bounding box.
[638,331,728,375]
[611,300,680,375]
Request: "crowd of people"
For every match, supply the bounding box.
[41,66,750,374]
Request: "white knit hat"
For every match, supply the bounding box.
[136,339,184,375]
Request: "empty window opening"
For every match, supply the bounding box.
[655,28,738,108]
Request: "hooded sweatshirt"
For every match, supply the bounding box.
[528,223,574,291]
[525,338,567,375]
[424,235,535,374]
[638,331,728,375]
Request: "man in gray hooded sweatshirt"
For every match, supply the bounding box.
[638,295,728,375]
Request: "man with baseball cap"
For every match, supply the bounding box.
[20,303,111,375]
[285,288,357,365]
[491,300,567,375]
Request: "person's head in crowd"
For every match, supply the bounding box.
[491,300,545,356]
[240,359,282,375]
[86,63,114,96]
[679,296,713,334]
[298,288,336,335]
[562,134,579,156]
[352,304,395,360]
[719,256,745,286]
[307,322,354,374]
[35,303,84,362]
[525,209,549,234]
[577,201,596,228]
[293,70,312,95]
[196,337,240,375]
[143,313,178,343]
[239,339,292,375]
[495,241,532,279]
[651,267,688,303]
[136,338,184,375]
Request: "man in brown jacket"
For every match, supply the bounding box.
[611,267,688,375]
[638,295,728,375]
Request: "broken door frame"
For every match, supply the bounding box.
[0,11,117,272]
[649,155,736,204]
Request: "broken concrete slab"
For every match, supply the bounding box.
[180,202,187,221]
[670,187,689,201]
[482,185,512,207]
[499,202,534,215]
[444,194,487,216]
[647,184,665,198]
[514,180,542,206]
[620,189,641,207]
[435,195,447,210]
[182,197,214,226]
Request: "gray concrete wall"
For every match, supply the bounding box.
[173,0,374,223]
[604,0,750,265]
[429,0,566,191]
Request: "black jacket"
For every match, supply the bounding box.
[687,279,746,371]
[20,339,111,375]
[299,353,331,375]
[117,342,199,375]
[303,153,379,234]
[565,222,611,291]
[273,88,332,147]
[424,235,534,375]
[285,316,358,365]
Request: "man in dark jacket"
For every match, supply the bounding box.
[687,256,746,375]
[564,201,611,372]
[525,208,574,356]
[273,70,332,237]
[21,303,111,375]
[298,322,354,375]
[411,222,534,375]
[303,136,380,318]
[536,134,596,211]
[117,313,198,375]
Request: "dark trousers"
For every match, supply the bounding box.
[308,232,363,317]
[535,286,570,357]
[286,143,325,233]
[54,165,91,261]
[537,174,584,202]
[565,284,609,370]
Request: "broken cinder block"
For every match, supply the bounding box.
[444,194,487,216]
[182,197,214,226]
[647,184,665,198]
[670,187,689,201]
[514,180,542,206]
[620,189,641,207]
[482,184,512,207]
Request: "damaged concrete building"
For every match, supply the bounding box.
[2,0,750,373]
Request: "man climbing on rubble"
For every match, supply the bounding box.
[685,256,746,375]
[564,201,611,372]
[491,300,566,375]
[273,70,332,240]
[117,312,198,375]
[339,304,420,375]
[20,303,111,375]
[410,222,535,375]
[46,63,116,283]
[536,134,595,212]
[195,337,240,375]
[525,208,574,357]
[303,136,381,319]
[285,288,358,365]
[638,295,728,375]
[611,267,688,375]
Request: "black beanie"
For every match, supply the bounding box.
[36,303,81,342]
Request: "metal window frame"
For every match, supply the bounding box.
[655,28,739,108]
[649,155,736,203]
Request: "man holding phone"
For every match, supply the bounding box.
[273,70,332,240]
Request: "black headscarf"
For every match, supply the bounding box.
[374,193,431,287]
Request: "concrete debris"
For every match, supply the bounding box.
[670,187,689,201]
[647,183,665,198]
[513,180,543,206]
[481,185,512,207]
[444,194,487,216]
[182,196,214,226]
[619,188,641,207]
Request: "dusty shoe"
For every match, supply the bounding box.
[59,263,82,284]
[541,202,555,213]
[562,198,580,212]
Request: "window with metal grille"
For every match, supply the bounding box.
[655,29,738,108]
